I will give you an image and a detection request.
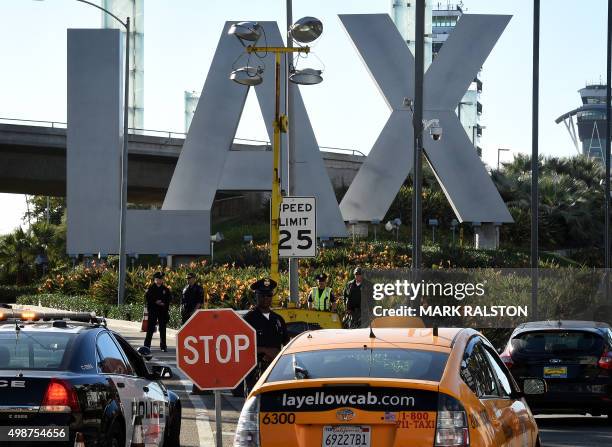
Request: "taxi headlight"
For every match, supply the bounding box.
[233,395,260,447]
[435,394,469,446]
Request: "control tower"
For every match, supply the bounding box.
[556,83,609,161]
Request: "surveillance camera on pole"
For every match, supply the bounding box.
[429,123,443,141]
[421,118,442,141]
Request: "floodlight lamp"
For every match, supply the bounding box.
[230,66,263,86]
[289,68,323,85]
[211,232,224,243]
[228,22,261,43]
[385,221,394,232]
[289,17,323,43]
[393,218,402,226]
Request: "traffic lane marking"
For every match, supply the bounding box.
[179,380,215,447]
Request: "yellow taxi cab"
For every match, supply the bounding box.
[233,327,545,447]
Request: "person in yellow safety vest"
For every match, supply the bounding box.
[307,273,337,311]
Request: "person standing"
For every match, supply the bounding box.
[242,278,289,392]
[307,273,336,311]
[181,272,205,324]
[343,267,369,328]
[144,271,171,352]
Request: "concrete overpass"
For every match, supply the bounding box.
[0,121,364,203]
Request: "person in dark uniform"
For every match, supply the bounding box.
[343,267,370,328]
[181,272,205,324]
[243,278,289,392]
[144,271,171,352]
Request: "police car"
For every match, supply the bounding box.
[0,309,181,447]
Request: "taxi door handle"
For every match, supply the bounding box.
[116,382,125,389]
[143,386,150,393]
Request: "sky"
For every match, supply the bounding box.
[0,0,608,234]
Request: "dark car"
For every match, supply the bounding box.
[0,310,181,447]
[500,320,612,416]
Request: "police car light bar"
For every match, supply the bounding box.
[0,310,99,323]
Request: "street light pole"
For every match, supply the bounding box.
[497,148,510,171]
[118,17,130,305]
[605,0,611,296]
[531,0,540,319]
[412,0,425,270]
[230,19,322,304]
[286,0,300,306]
[244,45,310,300]
[272,50,283,291]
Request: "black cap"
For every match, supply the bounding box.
[186,272,196,279]
[250,278,277,296]
[316,273,328,281]
[353,267,363,275]
[153,271,164,279]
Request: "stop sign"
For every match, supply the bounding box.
[176,309,257,390]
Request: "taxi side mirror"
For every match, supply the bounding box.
[521,378,547,395]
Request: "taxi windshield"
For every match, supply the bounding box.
[0,331,75,370]
[266,348,448,382]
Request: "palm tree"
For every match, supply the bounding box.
[0,228,36,284]
[496,154,604,251]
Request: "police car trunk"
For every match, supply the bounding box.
[0,323,80,446]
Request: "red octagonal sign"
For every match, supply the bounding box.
[176,309,257,390]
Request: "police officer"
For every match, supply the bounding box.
[343,267,370,328]
[307,273,336,311]
[181,272,205,324]
[243,278,289,391]
[144,271,171,352]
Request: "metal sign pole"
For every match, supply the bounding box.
[214,390,222,447]
[531,0,540,319]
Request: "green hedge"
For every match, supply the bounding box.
[0,285,39,303]
[17,294,187,329]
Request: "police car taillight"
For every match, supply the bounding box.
[233,395,260,447]
[435,394,469,447]
[41,379,80,413]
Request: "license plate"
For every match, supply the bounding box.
[543,366,568,378]
[322,426,370,447]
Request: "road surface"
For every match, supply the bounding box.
[111,318,244,447]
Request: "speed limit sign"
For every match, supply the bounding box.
[278,197,316,258]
